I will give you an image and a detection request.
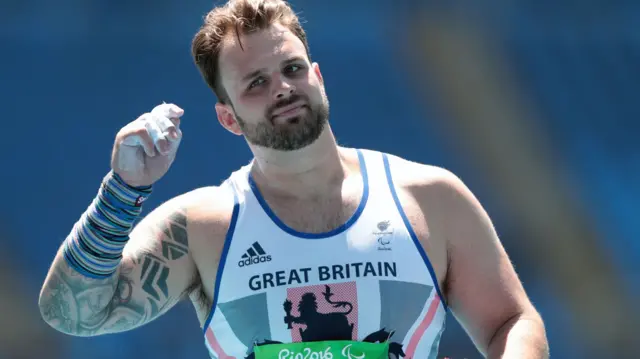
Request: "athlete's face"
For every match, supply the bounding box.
[216,23,329,151]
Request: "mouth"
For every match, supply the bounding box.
[272,102,307,120]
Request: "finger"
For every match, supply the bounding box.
[139,131,156,157]
[145,117,170,155]
[152,103,184,119]
[151,105,183,141]
[166,127,179,141]
[121,129,156,157]
[165,126,183,144]
[169,116,183,140]
[154,113,180,142]
[118,114,154,155]
[166,118,183,141]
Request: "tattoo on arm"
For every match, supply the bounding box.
[140,209,189,316]
[40,209,191,336]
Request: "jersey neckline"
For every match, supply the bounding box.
[247,149,370,239]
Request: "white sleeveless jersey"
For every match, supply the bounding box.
[202,149,447,359]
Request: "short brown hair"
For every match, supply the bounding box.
[191,0,310,104]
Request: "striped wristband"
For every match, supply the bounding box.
[62,171,152,278]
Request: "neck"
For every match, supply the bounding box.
[249,126,349,198]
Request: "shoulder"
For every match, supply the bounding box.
[386,152,491,235]
[175,184,238,231]
[134,183,238,239]
[382,152,468,196]
[380,152,485,225]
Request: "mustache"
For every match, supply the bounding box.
[267,94,308,118]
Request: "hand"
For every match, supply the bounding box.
[111,103,184,187]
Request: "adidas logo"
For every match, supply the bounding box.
[238,242,272,267]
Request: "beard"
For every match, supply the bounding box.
[235,92,329,151]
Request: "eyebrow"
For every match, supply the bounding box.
[241,56,306,83]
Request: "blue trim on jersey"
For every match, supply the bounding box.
[247,149,369,239]
[202,184,241,334]
[382,153,449,312]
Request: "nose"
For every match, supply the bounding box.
[272,75,296,100]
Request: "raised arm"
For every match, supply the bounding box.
[38,103,194,336]
[38,176,198,336]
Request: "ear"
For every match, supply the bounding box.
[215,103,243,136]
[312,62,323,84]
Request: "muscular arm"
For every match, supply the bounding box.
[436,170,549,358]
[39,198,198,336]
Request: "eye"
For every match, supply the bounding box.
[248,77,266,89]
[284,64,303,74]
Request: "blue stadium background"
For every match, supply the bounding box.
[1,1,638,358]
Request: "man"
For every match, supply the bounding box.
[38,0,549,358]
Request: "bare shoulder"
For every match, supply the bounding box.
[384,153,467,197]
[385,153,489,241]
[125,183,238,266]
[183,184,238,241]
[129,184,236,236]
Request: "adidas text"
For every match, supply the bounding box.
[239,255,272,267]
